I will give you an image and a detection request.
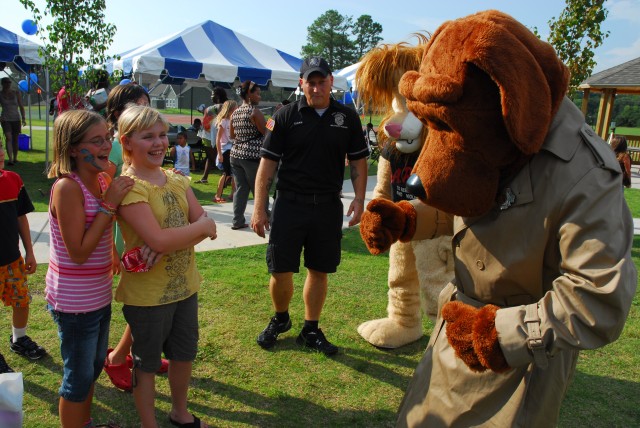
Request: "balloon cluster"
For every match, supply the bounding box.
[17,73,39,92]
[21,19,37,36]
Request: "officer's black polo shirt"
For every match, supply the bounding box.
[261,97,368,194]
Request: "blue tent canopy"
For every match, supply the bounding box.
[108,20,349,90]
[0,25,43,71]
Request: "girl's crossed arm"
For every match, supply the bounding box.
[119,187,215,255]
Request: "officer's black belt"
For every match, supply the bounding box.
[277,190,340,204]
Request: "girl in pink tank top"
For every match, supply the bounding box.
[45,110,135,426]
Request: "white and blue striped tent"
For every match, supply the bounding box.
[0,25,43,70]
[107,20,348,90]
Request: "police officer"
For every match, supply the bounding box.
[251,56,369,355]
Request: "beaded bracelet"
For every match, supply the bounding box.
[97,206,115,218]
[100,200,117,212]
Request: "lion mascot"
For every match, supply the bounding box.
[355,37,454,349]
[359,10,636,427]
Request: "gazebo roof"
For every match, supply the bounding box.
[579,57,640,94]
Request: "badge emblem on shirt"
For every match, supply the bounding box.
[333,112,346,127]
[266,118,275,131]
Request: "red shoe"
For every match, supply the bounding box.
[125,353,169,374]
[103,348,132,392]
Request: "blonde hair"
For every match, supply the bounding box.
[216,100,238,127]
[118,105,169,164]
[48,110,106,178]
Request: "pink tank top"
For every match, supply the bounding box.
[45,173,114,313]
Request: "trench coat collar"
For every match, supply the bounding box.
[453,98,581,235]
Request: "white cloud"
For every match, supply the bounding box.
[608,0,640,23]
[594,36,640,71]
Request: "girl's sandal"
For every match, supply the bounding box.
[214,196,227,203]
[169,413,208,428]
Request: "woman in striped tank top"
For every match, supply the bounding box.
[46,110,135,427]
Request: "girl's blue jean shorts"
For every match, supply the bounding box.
[48,304,111,402]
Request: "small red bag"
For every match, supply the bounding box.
[121,247,150,272]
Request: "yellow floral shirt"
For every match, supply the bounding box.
[115,169,201,306]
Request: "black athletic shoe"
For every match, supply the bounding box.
[296,328,339,356]
[10,335,47,360]
[0,353,14,373]
[257,316,292,349]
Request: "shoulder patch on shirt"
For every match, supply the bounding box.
[266,118,275,132]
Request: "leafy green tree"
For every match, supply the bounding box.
[617,105,640,127]
[546,0,609,94]
[19,0,117,102]
[301,10,354,70]
[302,10,383,70]
[353,15,383,59]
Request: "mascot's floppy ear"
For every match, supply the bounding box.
[402,10,569,155]
[465,10,569,154]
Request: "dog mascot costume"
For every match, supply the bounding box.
[355,38,454,349]
[359,10,636,427]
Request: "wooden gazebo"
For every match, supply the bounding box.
[579,56,640,139]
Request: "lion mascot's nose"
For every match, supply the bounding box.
[406,174,426,199]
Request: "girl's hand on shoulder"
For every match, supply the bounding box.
[104,176,135,207]
[169,167,186,176]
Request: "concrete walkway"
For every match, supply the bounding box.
[26,168,640,264]
[27,176,379,264]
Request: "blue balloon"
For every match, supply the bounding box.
[29,73,38,84]
[21,19,37,36]
[119,78,131,85]
[18,80,28,92]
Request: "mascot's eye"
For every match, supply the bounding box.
[427,117,451,132]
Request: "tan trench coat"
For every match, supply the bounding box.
[397,99,637,427]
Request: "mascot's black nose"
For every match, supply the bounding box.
[406,174,426,198]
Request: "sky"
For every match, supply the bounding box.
[1,0,639,73]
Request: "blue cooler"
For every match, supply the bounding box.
[18,134,30,151]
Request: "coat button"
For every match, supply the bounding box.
[476,260,485,270]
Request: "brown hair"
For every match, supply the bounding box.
[48,110,106,178]
[610,135,628,154]
[105,83,150,131]
[238,80,258,100]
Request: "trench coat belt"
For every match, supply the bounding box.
[277,190,340,204]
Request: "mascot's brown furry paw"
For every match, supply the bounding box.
[441,301,510,373]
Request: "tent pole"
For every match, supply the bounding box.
[26,72,33,148]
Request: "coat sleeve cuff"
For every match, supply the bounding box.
[495,305,534,368]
